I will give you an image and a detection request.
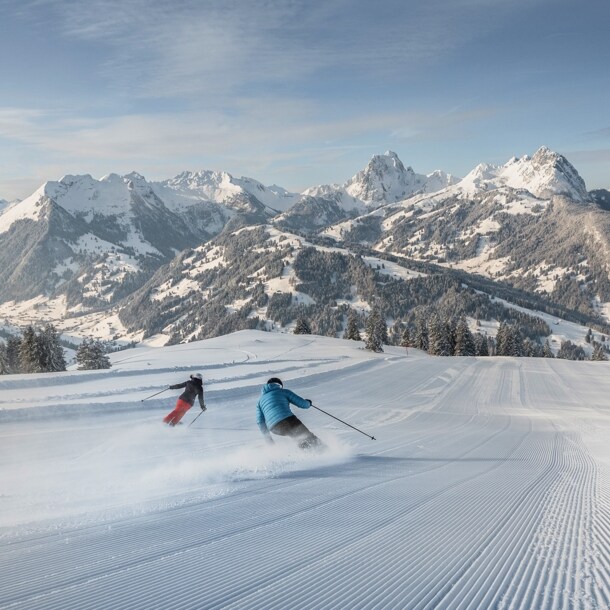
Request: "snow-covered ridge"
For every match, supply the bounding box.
[456,146,589,201]
[0,146,591,236]
[157,170,299,213]
[0,169,298,236]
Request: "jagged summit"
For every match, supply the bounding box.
[344,151,421,204]
[342,150,455,205]
[525,146,588,200]
[457,147,589,201]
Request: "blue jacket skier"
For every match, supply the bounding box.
[256,378,322,449]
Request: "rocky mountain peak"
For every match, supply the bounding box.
[507,146,588,201]
[456,148,589,201]
[344,151,423,205]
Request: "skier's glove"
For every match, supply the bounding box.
[306,399,313,406]
[200,403,207,411]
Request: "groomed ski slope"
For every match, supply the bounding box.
[1,330,609,610]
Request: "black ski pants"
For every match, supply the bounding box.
[270,415,322,449]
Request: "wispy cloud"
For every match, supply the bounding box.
[0,97,495,197]
[0,102,448,164]
[584,127,610,140]
[15,0,538,101]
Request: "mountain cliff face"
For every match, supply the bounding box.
[344,151,457,204]
[0,147,608,344]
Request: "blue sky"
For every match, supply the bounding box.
[0,0,608,200]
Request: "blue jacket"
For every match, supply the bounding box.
[256,383,311,435]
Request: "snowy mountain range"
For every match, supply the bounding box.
[1,148,609,346]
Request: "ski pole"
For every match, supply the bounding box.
[310,404,376,440]
[140,388,170,402]
[188,409,205,428]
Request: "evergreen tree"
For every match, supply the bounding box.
[542,340,554,358]
[389,321,403,346]
[76,338,112,370]
[89,340,111,369]
[507,325,525,357]
[428,313,452,356]
[6,336,21,373]
[496,322,524,357]
[364,308,385,352]
[454,317,476,356]
[413,314,429,352]
[487,336,496,356]
[557,340,586,361]
[495,322,509,356]
[40,324,67,372]
[75,339,92,370]
[523,338,543,358]
[446,317,457,356]
[474,333,489,356]
[294,316,312,335]
[375,307,389,346]
[400,327,411,350]
[591,343,608,361]
[0,342,8,375]
[344,310,361,341]
[19,325,44,373]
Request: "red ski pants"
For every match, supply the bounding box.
[163,398,192,425]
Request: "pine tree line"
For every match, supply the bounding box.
[0,325,115,374]
[321,305,606,360]
[0,324,67,374]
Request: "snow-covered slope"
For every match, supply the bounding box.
[1,330,609,609]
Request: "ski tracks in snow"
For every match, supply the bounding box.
[1,353,610,609]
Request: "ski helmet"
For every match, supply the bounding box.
[267,377,283,387]
[191,373,203,380]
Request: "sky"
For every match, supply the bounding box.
[0,0,609,201]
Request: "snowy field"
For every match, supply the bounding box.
[1,330,610,609]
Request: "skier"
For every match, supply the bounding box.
[163,373,206,426]
[256,377,322,449]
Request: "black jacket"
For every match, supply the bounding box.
[170,378,204,407]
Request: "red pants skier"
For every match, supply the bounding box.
[163,398,193,426]
[163,373,206,426]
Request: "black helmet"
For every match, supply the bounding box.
[267,377,283,387]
